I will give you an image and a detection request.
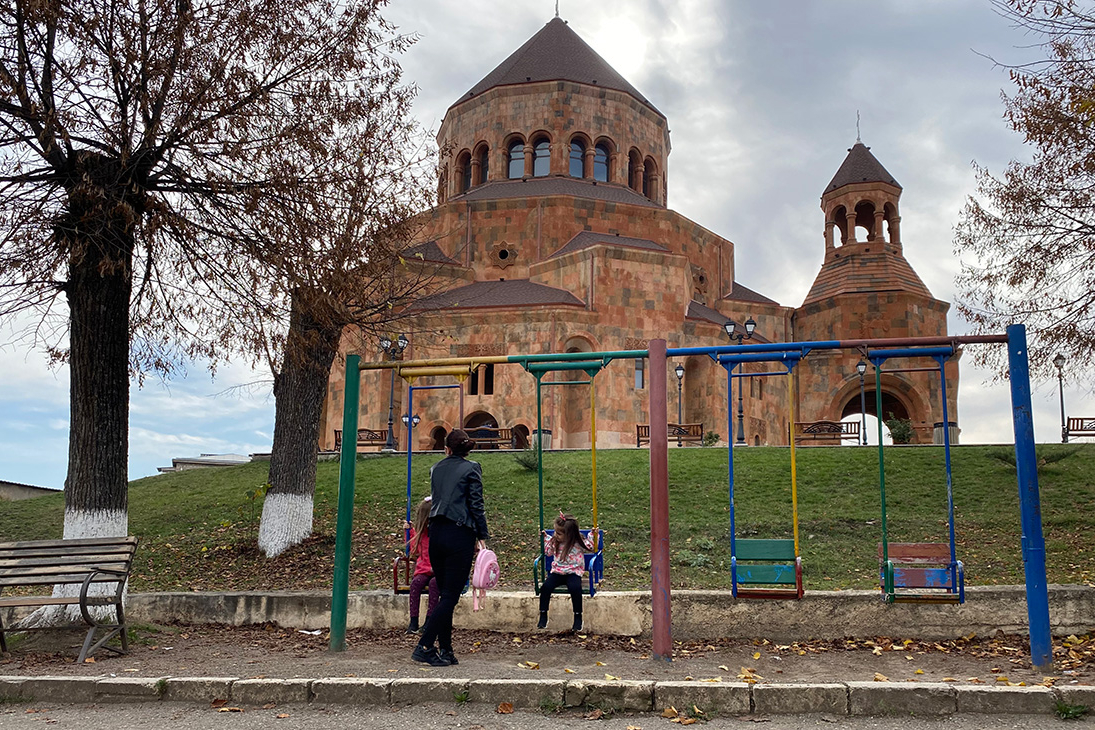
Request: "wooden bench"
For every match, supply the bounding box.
[879,542,964,604]
[333,428,388,451]
[794,420,859,445]
[0,536,138,663]
[636,423,705,447]
[469,427,514,449]
[731,538,804,599]
[1066,417,1095,439]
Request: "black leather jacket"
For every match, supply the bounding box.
[429,455,490,540]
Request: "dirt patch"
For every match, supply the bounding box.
[2,624,1092,689]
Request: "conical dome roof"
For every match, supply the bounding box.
[824,142,901,193]
[451,17,659,114]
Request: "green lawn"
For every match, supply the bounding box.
[2,444,1092,593]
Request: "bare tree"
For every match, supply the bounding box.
[0,0,410,559]
[956,0,1095,377]
[239,126,439,557]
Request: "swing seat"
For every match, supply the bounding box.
[879,542,964,604]
[730,538,804,600]
[392,555,412,595]
[533,528,604,598]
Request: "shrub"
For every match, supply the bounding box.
[884,413,914,444]
[514,449,539,472]
[701,431,720,447]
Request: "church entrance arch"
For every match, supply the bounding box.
[839,389,909,422]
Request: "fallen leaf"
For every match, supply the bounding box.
[718,665,730,671]
[84,657,96,664]
[512,637,522,644]
[914,669,924,675]
[872,647,883,656]
[595,661,606,666]
[661,706,679,718]
[941,677,957,682]
[262,703,277,710]
[692,705,705,716]
[995,676,1009,682]
[586,708,604,720]
[217,707,244,713]
[210,699,228,708]
[626,726,642,730]
[276,714,290,719]
[682,676,694,681]
[497,702,514,714]
[874,673,889,682]
[604,674,620,681]
[524,661,540,670]
[564,668,575,674]
[701,677,722,683]
[680,718,697,726]
[445,710,457,716]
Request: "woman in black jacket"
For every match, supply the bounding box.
[411,429,490,667]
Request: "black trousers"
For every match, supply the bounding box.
[418,517,475,652]
[539,571,583,615]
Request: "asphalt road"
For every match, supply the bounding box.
[1,703,1090,730]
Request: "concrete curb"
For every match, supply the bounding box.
[0,675,1077,716]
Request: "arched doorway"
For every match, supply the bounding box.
[513,424,530,449]
[841,389,908,445]
[562,336,594,448]
[429,426,447,451]
[464,410,500,449]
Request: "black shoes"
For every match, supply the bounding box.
[571,612,583,633]
[406,617,419,633]
[537,611,548,629]
[411,644,451,667]
[439,648,459,665]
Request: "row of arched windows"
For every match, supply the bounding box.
[451,133,662,203]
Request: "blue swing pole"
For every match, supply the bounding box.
[726,361,737,597]
[1006,324,1052,671]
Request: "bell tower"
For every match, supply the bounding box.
[821,141,902,258]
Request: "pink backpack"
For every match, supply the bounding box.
[471,547,500,612]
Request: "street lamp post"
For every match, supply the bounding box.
[1054,353,1067,443]
[380,334,409,450]
[856,359,868,446]
[674,363,685,447]
[723,317,756,445]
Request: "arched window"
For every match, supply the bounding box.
[593,143,610,182]
[569,140,586,177]
[458,151,472,193]
[628,149,643,191]
[643,157,657,200]
[507,140,525,179]
[532,138,550,177]
[475,145,489,185]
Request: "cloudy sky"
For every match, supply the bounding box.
[1,0,1089,490]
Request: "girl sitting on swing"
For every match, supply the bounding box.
[403,497,439,633]
[538,512,596,633]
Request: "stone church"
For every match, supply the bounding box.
[320,16,958,451]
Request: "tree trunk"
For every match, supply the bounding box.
[22,155,136,628]
[258,291,343,557]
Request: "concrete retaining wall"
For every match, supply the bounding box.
[121,585,1095,641]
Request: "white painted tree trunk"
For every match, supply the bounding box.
[16,508,129,629]
[257,492,314,558]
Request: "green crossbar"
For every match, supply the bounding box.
[734,538,796,561]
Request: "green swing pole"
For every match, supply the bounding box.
[590,379,598,534]
[875,362,891,598]
[330,354,360,652]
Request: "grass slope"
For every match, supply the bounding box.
[1,444,1092,593]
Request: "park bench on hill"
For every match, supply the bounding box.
[636,423,704,447]
[333,428,388,451]
[794,420,859,445]
[1066,417,1095,439]
[0,536,138,663]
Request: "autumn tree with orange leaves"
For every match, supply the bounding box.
[956,0,1095,377]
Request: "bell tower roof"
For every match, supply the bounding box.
[451,17,660,115]
[824,141,901,194]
